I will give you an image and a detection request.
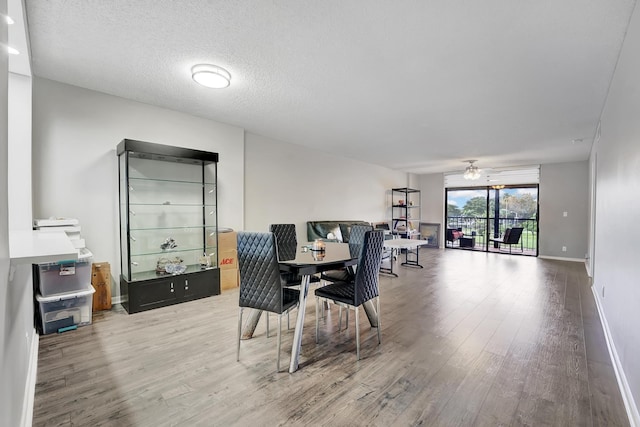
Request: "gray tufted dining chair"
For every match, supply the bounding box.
[237,231,299,372]
[314,230,384,360]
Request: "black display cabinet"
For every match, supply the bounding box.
[117,139,220,313]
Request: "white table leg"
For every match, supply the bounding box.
[289,275,311,373]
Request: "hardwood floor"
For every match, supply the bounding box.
[33,250,629,426]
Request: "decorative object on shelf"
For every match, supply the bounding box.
[165,261,187,275]
[463,160,481,180]
[312,239,326,252]
[398,199,405,206]
[156,256,185,275]
[160,237,177,250]
[199,253,211,268]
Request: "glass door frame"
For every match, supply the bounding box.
[445,184,539,256]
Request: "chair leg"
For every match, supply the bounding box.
[277,314,282,372]
[237,307,243,362]
[338,306,343,330]
[376,297,381,344]
[266,313,270,338]
[315,296,320,344]
[355,306,360,360]
[346,309,349,329]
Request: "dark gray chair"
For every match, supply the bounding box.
[237,231,299,371]
[489,227,524,254]
[321,224,373,283]
[269,223,297,261]
[269,223,321,330]
[270,223,322,286]
[314,230,384,360]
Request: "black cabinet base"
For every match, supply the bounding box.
[121,268,220,314]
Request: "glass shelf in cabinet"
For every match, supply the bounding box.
[129,225,206,231]
[130,247,207,257]
[129,202,210,207]
[128,176,203,185]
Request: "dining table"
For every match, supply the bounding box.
[240,241,380,373]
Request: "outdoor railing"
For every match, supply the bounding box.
[446,216,538,252]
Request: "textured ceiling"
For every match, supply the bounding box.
[23,0,637,174]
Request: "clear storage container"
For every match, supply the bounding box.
[36,285,95,334]
[35,248,93,296]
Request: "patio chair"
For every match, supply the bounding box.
[489,227,524,254]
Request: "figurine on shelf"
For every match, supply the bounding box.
[199,253,211,269]
[160,237,177,250]
[156,256,185,275]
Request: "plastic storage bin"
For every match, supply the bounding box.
[36,248,93,296]
[36,285,95,334]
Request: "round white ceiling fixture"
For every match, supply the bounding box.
[7,46,19,55]
[191,64,231,89]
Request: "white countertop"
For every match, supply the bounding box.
[9,230,78,264]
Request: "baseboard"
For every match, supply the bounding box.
[21,328,38,427]
[592,286,640,427]
[111,295,123,305]
[538,255,585,263]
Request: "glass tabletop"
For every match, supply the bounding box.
[279,242,357,275]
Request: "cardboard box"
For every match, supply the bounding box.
[220,268,239,291]
[217,231,237,252]
[219,249,238,270]
[91,262,112,311]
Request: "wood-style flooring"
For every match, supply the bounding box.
[33,250,629,426]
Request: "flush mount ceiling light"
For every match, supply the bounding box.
[5,15,15,25]
[191,64,231,89]
[7,46,19,55]
[463,160,481,180]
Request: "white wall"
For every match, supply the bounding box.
[244,133,407,242]
[591,1,640,421]
[418,173,445,247]
[8,72,32,231]
[1,1,18,425]
[32,78,245,299]
[539,161,589,260]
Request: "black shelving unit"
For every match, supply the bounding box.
[391,187,421,238]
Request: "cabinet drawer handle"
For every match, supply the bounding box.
[185,279,189,290]
[170,282,174,293]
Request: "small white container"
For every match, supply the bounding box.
[36,285,95,334]
[36,248,93,296]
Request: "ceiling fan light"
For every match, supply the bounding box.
[191,64,231,89]
[463,160,481,180]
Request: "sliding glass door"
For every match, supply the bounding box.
[446,185,538,256]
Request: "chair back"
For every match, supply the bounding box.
[353,230,384,306]
[504,227,523,244]
[348,224,373,258]
[269,224,297,261]
[237,231,287,314]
